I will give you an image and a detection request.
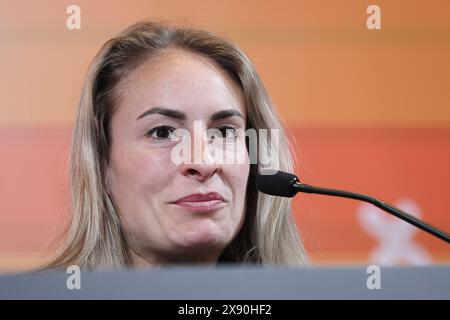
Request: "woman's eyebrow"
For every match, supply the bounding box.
[137,107,186,121]
[210,109,244,121]
[137,107,243,121]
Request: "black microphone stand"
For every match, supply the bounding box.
[257,170,450,244]
[294,182,450,244]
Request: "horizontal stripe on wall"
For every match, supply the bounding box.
[1,125,449,271]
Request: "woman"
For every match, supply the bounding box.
[45,21,308,270]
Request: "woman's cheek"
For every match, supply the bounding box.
[136,149,176,190]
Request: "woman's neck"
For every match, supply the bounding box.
[128,248,221,267]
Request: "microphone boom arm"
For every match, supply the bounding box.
[294,183,450,244]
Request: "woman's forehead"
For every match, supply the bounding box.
[115,48,246,120]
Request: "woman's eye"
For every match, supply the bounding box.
[146,126,176,140]
[215,126,238,140]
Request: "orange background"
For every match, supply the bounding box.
[1,0,449,272]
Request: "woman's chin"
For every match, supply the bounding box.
[173,227,228,252]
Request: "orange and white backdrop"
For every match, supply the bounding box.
[1,0,449,272]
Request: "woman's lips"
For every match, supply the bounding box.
[171,192,226,212]
[174,192,224,203]
[173,200,225,212]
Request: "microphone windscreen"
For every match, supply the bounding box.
[257,170,299,198]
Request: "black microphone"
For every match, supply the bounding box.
[257,170,450,244]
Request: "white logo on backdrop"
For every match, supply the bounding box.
[357,198,432,266]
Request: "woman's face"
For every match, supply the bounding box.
[106,48,250,265]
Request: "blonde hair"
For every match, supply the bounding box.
[45,21,308,270]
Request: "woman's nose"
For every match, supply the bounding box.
[182,161,221,182]
[180,130,221,182]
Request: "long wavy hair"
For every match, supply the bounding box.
[44,21,309,270]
